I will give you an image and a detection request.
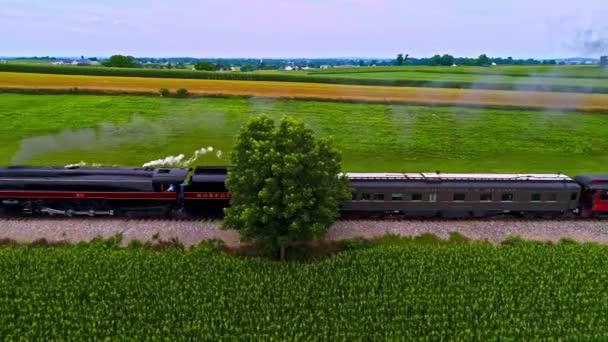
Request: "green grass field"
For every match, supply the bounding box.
[307,65,608,78]
[305,70,608,88]
[275,65,608,89]
[1,238,608,339]
[2,93,608,174]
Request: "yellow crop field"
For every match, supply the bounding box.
[1,72,608,111]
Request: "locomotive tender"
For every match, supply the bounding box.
[0,165,606,218]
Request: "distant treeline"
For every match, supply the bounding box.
[1,63,607,94]
[4,55,594,71]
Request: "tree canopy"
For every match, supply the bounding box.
[477,54,490,66]
[102,55,136,68]
[194,61,214,71]
[223,115,350,260]
[429,54,455,66]
[396,53,404,66]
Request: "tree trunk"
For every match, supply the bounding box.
[279,243,286,261]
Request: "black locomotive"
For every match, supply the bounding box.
[0,165,228,217]
[0,165,606,218]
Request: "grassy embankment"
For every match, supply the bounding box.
[0,236,607,339]
[1,93,607,173]
[2,72,608,111]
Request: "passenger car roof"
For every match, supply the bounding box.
[345,172,574,182]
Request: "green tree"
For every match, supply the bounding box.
[223,115,350,260]
[477,54,490,66]
[429,54,442,66]
[440,54,454,66]
[194,61,214,71]
[175,88,189,97]
[396,53,404,66]
[102,55,136,68]
[240,63,255,72]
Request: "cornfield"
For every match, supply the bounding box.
[0,240,607,339]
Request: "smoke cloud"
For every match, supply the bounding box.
[12,111,217,164]
[571,28,608,55]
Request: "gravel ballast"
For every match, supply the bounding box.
[0,218,608,247]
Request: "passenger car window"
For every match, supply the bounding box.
[360,193,371,200]
[480,193,492,201]
[373,193,384,200]
[391,193,403,201]
[351,192,357,200]
[453,193,466,201]
[546,193,557,202]
[501,193,513,202]
[600,192,608,201]
[411,193,422,201]
[570,193,578,201]
[531,193,541,201]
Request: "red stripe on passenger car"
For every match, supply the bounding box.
[0,191,176,200]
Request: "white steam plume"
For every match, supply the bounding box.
[142,146,222,168]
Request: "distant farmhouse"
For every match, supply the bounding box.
[51,56,95,66]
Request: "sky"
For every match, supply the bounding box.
[1,0,608,58]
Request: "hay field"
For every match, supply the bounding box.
[2,72,608,111]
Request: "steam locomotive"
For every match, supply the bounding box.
[0,165,606,218]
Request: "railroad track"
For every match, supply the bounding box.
[0,214,603,223]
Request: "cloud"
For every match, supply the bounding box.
[112,19,123,25]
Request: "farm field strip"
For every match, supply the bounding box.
[2,94,608,174]
[2,72,608,111]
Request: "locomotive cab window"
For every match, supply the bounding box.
[501,193,513,202]
[453,193,466,201]
[391,193,403,201]
[480,193,492,201]
[373,193,384,201]
[360,193,371,200]
[600,192,608,201]
[531,193,541,202]
[411,193,422,201]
